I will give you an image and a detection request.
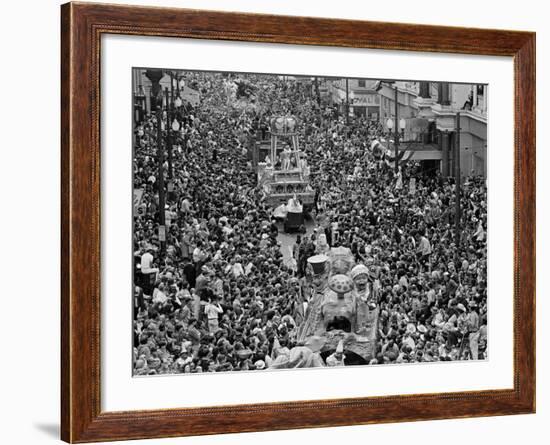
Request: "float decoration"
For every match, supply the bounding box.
[297,247,380,365]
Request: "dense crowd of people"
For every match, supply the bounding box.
[132,72,487,375]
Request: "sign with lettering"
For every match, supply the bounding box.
[352,94,379,105]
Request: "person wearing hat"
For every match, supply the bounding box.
[204,295,223,333]
[306,254,330,290]
[465,301,480,359]
[295,256,329,343]
[175,289,193,324]
[326,340,346,367]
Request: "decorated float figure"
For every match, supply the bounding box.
[296,254,330,344]
[281,145,292,170]
[320,274,356,335]
[296,247,380,365]
[351,264,379,310]
[254,115,315,210]
[350,264,380,341]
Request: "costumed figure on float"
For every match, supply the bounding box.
[296,247,380,366]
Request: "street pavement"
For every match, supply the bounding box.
[276,217,315,267]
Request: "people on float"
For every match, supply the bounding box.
[326,340,346,367]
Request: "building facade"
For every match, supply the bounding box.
[133,68,200,121]
[376,81,420,130]
[416,81,488,178]
[348,79,381,120]
[325,78,419,124]
[327,78,488,179]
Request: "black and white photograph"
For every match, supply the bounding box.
[132,69,488,376]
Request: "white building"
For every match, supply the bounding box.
[376,81,419,131]
[133,68,200,118]
[415,81,487,178]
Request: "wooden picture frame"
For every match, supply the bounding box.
[61,2,536,442]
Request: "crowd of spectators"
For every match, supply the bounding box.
[132,72,487,375]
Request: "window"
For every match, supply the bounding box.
[437,82,451,106]
[358,79,366,88]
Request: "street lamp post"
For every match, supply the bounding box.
[345,78,350,125]
[349,90,355,125]
[386,115,406,173]
[164,88,173,180]
[393,86,399,172]
[134,84,146,124]
[156,105,166,256]
[386,116,393,143]
[455,112,462,252]
[313,77,322,127]
[314,76,321,107]
[174,75,185,154]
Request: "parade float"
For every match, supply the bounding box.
[296,248,380,366]
[255,115,315,215]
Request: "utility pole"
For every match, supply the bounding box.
[345,78,350,126]
[394,86,399,173]
[164,87,173,179]
[314,76,321,126]
[145,69,164,110]
[156,106,166,256]
[314,76,321,107]
[175,72,187,155]
[454,112,461,251]
[169,72,175,108]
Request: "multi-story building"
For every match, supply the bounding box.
[327,78,419,128]
[376,81,419,129]
[326,77,488,179]
[415,81,488,178]
[324,78,381,120]
[133,68,200,120]
[348,79,381,120]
